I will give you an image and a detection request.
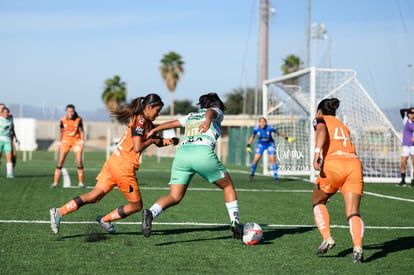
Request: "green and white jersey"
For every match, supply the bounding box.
[178,107,223,150]
[0,116,13,142]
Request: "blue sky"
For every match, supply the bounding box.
[0,0,413,115]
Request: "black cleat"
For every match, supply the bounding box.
[141,209,153,237]
[230,221,243,240]
[396,180,406,187]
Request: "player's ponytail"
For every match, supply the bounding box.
[112,93,164,124]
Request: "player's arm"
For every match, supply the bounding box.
[79,119,85,146]
[276,130,296,143]
[400,109,409,119]
[58,121,64,143]
[198,108,218,133]
[147,120,181,138]
[313,119,328,171]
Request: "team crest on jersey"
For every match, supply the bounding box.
[135,126,144,136]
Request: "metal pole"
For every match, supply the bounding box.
[306,0,311,68]
[408,64,413,108]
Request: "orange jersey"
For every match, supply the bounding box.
[60,116,83,139]
[109,114,152,169]
[313,115,358,161]
[95,114,152,200]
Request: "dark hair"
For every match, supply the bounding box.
[113,93,164,124]
[317,98,340,116]
[197,92,226,111]
[65,104,79,120]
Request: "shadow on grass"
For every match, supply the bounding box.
[261,227,315,244]
[323,236,414,262]
[361,236,414,263]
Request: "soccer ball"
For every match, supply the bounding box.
[242,222,263,245]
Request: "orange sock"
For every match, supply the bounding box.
[103,208,123,222]
[77,168,84,183]
[349,215,364,247]
[313,204,331,240]
[53,168,61,184]
[59,199,80,216]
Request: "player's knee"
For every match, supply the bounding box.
[312,201,326,209]
[347,213,361,221]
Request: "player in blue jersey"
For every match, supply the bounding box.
[141,93,242,240]
[246,117,295,181]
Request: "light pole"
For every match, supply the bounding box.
[405,64,414,108]
[310,23,327,67]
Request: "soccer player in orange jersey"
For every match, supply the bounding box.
[49,94,177,234]
[51,104,85,188]
[312,98,364,263]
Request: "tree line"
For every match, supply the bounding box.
[101,53,301,115]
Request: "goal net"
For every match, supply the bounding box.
[262,67,401,183]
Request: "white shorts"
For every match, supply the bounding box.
[401,146,414,157]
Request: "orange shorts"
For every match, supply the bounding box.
[60,138,83,153]
[95,155,141,203]
[316,158,364,195]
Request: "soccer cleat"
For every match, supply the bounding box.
[78,183,85,188]
[141,209,153,237]
[6,174,14,179]
[248,175,254,182]
[410,180,414,187]
[96,215,116,234]
[396,180,406,187]
[50,183,58,188]
[230,221,243,240]
[352,246,363,263]
[50,207,62,234]
[316,236,336,255]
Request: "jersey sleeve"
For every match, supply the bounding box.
[178,114,190,127]
[312,117,326,130]
[131,116,146,137]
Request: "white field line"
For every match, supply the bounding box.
[0,220,413,230]
[66,186,414,203]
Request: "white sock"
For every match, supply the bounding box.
[6,162,13,175]
[149,203,163,218]
[225,200,240,223]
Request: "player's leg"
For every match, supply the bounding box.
[398,147,409,186]
[214,173,242,239]
[49,187,106,234]
[5,152,13,178]
[73,144,84,188]
[312,184,336,255]
[142,184,188,237]
[268,149,278,181]
[52,147,69,187]
[97,191,142,234]
[341,162,364,263]
[249,143,264,181]
[343,191,364,263]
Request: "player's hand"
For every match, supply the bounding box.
[246,144,252,153]
[287,137,296,143]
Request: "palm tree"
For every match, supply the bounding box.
[160,51,184,117]
[281,54,302,75]
[102,75,127,114]
[281,54,302,85]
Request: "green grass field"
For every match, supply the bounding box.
[0,151,413,274]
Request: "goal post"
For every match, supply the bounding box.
[262,67,401,183]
